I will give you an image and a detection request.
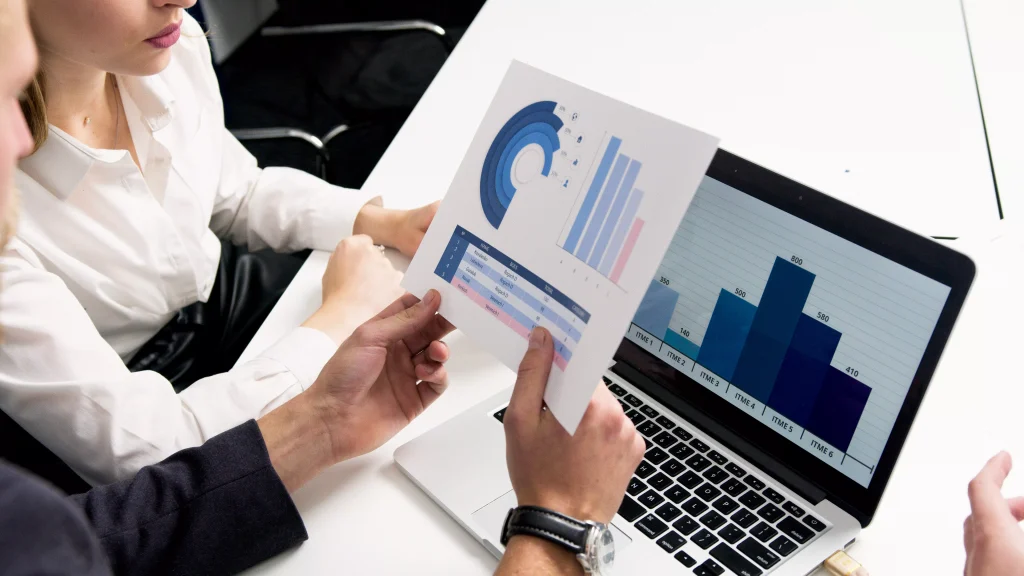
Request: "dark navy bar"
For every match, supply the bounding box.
[731,258,816,404]
[805,367,871,453]
[767,314,842,428]
[441,226,590,324]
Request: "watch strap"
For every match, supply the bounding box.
[500,505,590,555]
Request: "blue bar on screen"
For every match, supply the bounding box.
[663,329,700,359]
[767,314,842,427]
[696,289,757,380]
[731,258,815,403]
[632,280,679,339]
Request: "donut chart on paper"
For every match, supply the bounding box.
[479,101,564,228]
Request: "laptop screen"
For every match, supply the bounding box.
[623,175,952,488]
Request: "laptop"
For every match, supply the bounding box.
[395,149,975,575]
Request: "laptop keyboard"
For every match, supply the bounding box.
[493,375,830,575]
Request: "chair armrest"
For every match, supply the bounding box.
[231,127,330,179]
[260,19,455,52]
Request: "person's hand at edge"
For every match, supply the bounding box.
[258,290,454,492]
[495,327,645,575]
[302,234,404,344]
[353,201,439,258]
[963,451,1024,576]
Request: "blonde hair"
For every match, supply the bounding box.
[1,189,19,250]
[19,73,47,152]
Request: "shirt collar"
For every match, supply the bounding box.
[17,73,177,201]
[119,72,176,132]
[17,127,116,200]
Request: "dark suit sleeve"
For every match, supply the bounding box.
[69,420,308,576]
[0,462,110,576]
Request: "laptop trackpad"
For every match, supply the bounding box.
[471,490,632,557]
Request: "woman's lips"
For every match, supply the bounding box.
[146,22,181,49]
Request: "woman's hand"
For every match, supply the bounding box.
[309,290,454,462]
[354,201,439,258]
[302,235,404,344]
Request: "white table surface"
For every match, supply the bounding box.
[241,1,1020,573]
[362,0,998,238]
[242,222,1024,576]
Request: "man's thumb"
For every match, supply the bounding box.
[508,327,554,419]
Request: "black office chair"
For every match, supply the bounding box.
[229,127,333,180]
[219,11,456,187]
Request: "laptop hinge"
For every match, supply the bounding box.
[611,362,827,506]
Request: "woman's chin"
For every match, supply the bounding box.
[126,51,173,78]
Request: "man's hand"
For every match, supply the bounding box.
[310,289,455,462]
[504,327,645,523]
[259,290,454,493]
[303,235,404,344]
[964,452,1024,576]
[353,201,439,258]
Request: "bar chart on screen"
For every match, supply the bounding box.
[557,134,648,284]
[625,177,950,487]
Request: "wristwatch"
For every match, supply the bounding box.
[500,505,615,575]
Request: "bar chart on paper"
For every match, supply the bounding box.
[435,226,591,371]
[558,135,648,284]
[401,60,721,433]
[625,178,950,487]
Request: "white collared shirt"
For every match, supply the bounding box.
[0,14,376,485]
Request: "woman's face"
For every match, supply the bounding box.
[29,0,196,77]
[0,0,37,239]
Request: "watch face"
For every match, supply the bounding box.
[583,523,615,574]
[595,526,615,569]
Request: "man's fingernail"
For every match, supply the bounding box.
[529,327,545,349]
[424,289,438,305]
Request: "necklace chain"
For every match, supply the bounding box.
[81,74,120,150]
[112,76,120,151]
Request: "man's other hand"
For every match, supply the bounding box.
[504,327,644,524]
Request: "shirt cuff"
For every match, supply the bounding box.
[287,170,382,251]
[312,186,382,250]
[254,167,382,251]
[258,327,339,390]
